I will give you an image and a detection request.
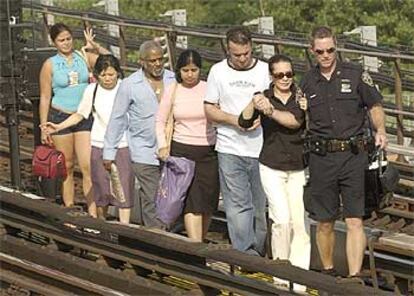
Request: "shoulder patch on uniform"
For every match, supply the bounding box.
[361,70,374,87]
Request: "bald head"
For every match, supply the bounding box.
[139,40,163,60]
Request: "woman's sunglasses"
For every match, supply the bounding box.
[314,47,336,55]
[272,71,294,80]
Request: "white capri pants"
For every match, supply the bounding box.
[260,164,310,290]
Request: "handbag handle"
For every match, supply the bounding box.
[165,83,178,152]
[378,148,388,176]
[373,147,387,176]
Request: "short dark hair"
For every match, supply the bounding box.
[268,54,294,74]
[93,54,124,79]
[50,23,72,42]
[226,26,252,46]
[310,26,336,47]
[175,49,202,83]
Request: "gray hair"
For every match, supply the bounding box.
[139,40,162,60]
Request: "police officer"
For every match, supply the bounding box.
[300,26,387,277]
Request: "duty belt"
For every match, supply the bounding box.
[305,136,372,156]
[326,138,365,152]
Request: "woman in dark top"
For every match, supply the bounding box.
[239,54,309,292]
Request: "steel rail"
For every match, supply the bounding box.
[23,2,414,61]
[0,268,77,296]
[384,108,414,118]
[0,235,182,296]
[0,208,291,295]
[0,253,128,296]
[0,191,390,296]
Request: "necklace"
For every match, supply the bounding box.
[147,77,163,98]
[59,52,73,66]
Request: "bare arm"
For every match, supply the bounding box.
[241,101,255,120]
[238,100,261,129]
[39,59,53,145]
[83,28,110,69]
[204,103,239,128]
[253,95,302,129]
[41,113,83,134]
[267,109,302,129]
[155,85,175,161]
[369,103,388,149]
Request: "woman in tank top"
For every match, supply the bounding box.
[39,23,109,217]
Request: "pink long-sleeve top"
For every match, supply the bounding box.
[156,81,216,148]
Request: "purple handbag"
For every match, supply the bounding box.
[155,156,195,225]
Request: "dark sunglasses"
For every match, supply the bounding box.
[314,47,336,55]
[272,71,294,80]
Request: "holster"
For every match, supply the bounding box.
[304,136,327,156]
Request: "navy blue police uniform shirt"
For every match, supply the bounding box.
[300,61,383,140]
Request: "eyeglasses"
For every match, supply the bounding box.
[314,47,336,55]
[272,71,294,80]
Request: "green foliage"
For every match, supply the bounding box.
[29,0,413,72]
[42,0,413,48]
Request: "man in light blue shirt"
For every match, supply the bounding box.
[103,41,175,228]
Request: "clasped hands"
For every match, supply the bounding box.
[39,122,59,145]
[254,93,309,112]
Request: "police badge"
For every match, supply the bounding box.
[340,79,352,93]
[361,70,374,87]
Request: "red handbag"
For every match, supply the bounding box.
[32,145,67,179]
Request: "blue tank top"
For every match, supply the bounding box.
[50,52,89,112]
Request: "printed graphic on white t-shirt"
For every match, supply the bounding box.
[205,59,270,157]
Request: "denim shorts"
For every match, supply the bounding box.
[49,107,93,135]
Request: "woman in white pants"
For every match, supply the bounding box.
[238,54,310,292]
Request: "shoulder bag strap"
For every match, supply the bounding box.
[91,83,99,113]
[75,48,92,73]
[165,83,178,152]
[91,83,107,126]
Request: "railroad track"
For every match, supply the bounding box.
[0,109,412,295]
[0,188,390,296]
[1,235,182,296]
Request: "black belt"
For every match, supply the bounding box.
[306,136,370,155]
[326,139,365,152]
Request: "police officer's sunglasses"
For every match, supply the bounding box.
[271,71,294,80]
[314,47,336,55]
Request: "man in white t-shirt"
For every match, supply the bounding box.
[204,26,269,256]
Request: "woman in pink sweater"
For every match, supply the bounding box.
[156,50,219,242]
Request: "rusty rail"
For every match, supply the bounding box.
[0,189,392,295]
[1,235,181,296]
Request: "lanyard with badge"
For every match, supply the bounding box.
[66,54,80,87]
[68,70,79,87]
